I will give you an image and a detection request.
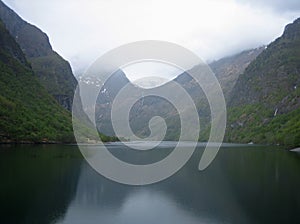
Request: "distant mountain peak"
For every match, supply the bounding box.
[282,17,300,40]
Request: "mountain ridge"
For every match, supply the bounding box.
[0,0,78,111]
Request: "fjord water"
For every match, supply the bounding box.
[1,143,300,224]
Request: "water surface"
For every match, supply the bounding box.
[1,143,300,224]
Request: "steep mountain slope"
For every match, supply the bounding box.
[94,48,263,140]
[210,47,265,99]
[0,19,74,143]
[227,18,300,147]
[0,0,77,111]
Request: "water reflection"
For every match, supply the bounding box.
[0,145,82,224]
[1,144,300,224]
[56,144,259,224]
[220,147,300,223]
[58,165,205,224]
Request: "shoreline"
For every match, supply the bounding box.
[0,140,296,150]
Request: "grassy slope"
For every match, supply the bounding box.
[227,105,300,147]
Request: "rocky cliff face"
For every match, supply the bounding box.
[227,18,300,147]
[0,0,77,111]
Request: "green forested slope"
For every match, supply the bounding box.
[0,20,74,143]
[227,18,300,148]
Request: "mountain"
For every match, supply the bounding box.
[0,19,74,143]
[95,70,182,140]
[94,47,264,140]
[0,2,113,143]
[0,0,77,111]
[226,18,300,147]
[210,47,265,99]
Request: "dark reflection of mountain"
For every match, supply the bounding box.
[158,147,300,224]
[60,146,247,223]
[153,148,253,224]
[0,145,82,224]
[220,147,300,224]
[59,144,300,224]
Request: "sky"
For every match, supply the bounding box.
[2,0,300,81]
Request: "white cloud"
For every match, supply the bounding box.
[122,61,183,82]
[3,0,300,78]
